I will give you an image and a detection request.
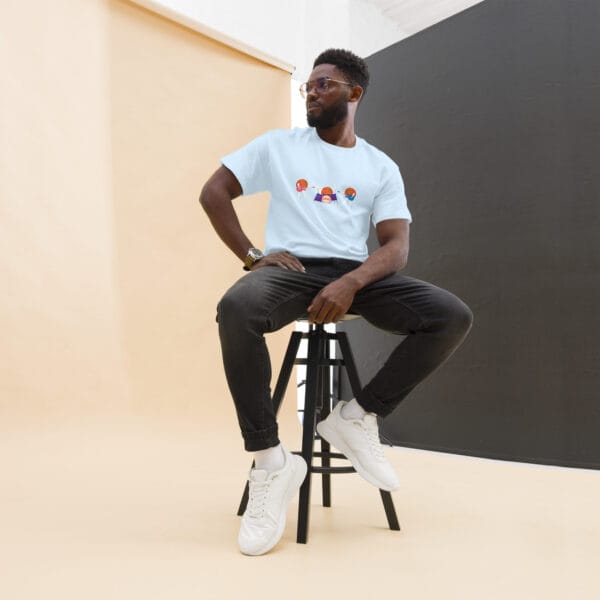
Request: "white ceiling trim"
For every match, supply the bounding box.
[362,0,486,38]
[130,0,295,73]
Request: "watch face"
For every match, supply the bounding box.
[244,248,264,268]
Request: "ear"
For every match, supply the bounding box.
[348,85,363,103]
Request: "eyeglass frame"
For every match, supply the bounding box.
[299,76,359,98]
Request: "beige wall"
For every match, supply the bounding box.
[0,0,291,425]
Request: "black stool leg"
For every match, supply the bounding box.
[272,331,304,415]
[237,331,303,517]
[336,330,401,532]
[296,326,321,543]
[236,459,254,517]
[319,332,332,507]
[380,489,401,530]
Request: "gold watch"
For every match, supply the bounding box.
[243,247,264,271]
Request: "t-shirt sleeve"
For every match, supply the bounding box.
[220,132,271,196]
[371,161,412,225]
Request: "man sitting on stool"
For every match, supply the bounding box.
[200,48,473,556]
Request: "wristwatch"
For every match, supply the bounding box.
[243,247,264,271]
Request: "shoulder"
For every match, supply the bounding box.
[356,137,400,171]
[242,128,308,150]
[357,137,397,164]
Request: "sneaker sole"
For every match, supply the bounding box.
[316,420,398,492]
[241,455,307,556]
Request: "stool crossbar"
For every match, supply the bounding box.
[237,319,401,544]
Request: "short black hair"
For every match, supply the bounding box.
[313,48,370,96]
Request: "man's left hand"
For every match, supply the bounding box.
[307,278,358,324]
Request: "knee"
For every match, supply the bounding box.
[436,293,474,339]
[217,288,247,327]
[216,286,264,331]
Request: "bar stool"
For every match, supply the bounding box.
[237,315,401,544]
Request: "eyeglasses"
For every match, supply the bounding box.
[299,76,355,98]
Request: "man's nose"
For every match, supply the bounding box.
[306,86,319,100]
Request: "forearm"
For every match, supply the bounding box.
[200,187,253,262]
[341,240,408,292]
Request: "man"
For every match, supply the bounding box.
[200,48,473,556]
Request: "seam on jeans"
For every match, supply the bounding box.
[358,293,426,333]
[261,289,312,431]
[260,289,314,430]
[264,289,314,329]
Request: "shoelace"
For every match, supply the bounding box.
[247,478,272,519]
[360,421,387,461]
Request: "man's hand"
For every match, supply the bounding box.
[307,277,359,324]
[252,251,305,272]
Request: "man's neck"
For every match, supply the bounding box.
[315,121,357,148]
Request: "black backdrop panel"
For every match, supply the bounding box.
[340,0,600,468]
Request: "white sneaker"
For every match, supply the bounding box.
[316,401,399,492]
[238,448,307,556]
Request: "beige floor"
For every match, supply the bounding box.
[1,412,599,600]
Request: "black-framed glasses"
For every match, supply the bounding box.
[299,76,355,98]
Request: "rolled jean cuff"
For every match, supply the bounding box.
[356,390,395,418]
[242,424,280,452]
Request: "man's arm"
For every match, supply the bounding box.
[307,218,410,323]
[200,166,304,271]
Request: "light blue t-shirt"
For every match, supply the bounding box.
[221,127,411,262]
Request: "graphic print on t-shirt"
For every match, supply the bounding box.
[295,179,357,205]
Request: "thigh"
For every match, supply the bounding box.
[351,273,468,334]
[217,266,330,332]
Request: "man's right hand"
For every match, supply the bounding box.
[251,251,305,272]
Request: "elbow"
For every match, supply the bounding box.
[396,249,409,271]
[199,184,212,210]
[200,181,234,212]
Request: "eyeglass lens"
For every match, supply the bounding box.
[300,77,330,97]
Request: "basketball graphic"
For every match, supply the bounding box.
[344,187,357,201]
[296,178,308,192]
[315,186,337,203]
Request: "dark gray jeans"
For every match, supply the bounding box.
[217,258,473,451]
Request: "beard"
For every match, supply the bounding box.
[307,97,348,128]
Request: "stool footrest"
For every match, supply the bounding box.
[311,466,356,474]
[291,450,357,474]
[292,450,348,461]
[294,358,344,366]
[312,450,347,460]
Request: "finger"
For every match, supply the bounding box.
[268,257,289,269]
[306,294,323,320]
[284,260,302,271]
[322,306,340,324]
[265,254,299,271]
[329,310,342,324]
[282,253,305,272]
[306,302,321,323]
[313,302,336,324]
